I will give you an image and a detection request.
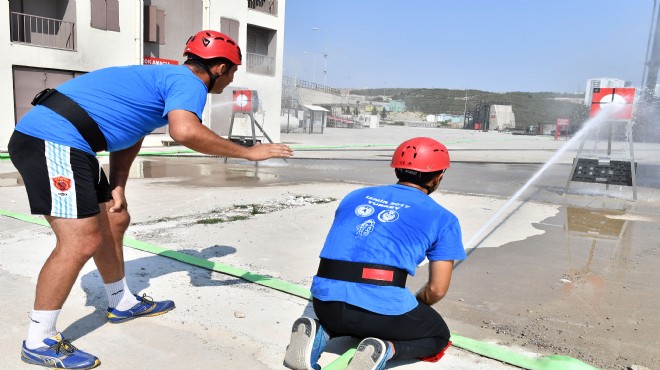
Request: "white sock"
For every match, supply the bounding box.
[104,277,140,311]
[25,309,60,349]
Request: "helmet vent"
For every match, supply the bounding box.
[202,37,210,47]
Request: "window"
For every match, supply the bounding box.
[221,18,239,43]
[247,0,278,16]
[246,25,276,76]
[91,0,119,31]
[144,6,165,44]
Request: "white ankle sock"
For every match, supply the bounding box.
[104,277,140,311]
[25,309,60,349]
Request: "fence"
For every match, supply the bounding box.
[247,0,278,16]
[10,12,75,50]
[246,52,275,76]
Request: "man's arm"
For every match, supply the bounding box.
[108,138,144,212]
[416,260,454,306]
[167,110,293,161]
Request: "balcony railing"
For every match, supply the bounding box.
[247,0,278,16]
[10,12,75,50]
[246,52,275,76]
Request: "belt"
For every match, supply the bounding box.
[31,88,107,152]
[316,258,408,288]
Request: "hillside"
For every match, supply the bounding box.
[352,88,590,128]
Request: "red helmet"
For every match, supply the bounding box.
[183,30,242,65]
[390,137,450,172]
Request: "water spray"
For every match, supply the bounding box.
[463,101,629,251]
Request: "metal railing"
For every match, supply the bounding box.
[282,76,342,95]
[247,0,278,16]
[10,12,75,50]
[246,52,275,76]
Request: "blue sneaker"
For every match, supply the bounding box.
[346,337,391,370]
[106,293,175,323]
[283,316,328,370]
[21,333,100,369]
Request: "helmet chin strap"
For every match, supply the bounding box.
[196,61,221,91]
[423,183,437,195]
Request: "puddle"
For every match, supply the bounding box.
[565,206,627,239]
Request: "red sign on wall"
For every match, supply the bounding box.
[143,56,178,65]
[590,87,635,119]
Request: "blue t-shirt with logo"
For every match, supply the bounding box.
[311,184,467,315]
[15,64,208,155]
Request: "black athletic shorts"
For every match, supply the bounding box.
[8,131,112,219]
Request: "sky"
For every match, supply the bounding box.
[282,0,656,93]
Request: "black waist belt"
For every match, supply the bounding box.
[31,88,107,152]
[316,258,408,288]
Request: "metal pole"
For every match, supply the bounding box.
[628,120,638,200]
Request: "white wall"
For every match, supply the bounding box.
[1,0,287,149]
[0,1,141,149]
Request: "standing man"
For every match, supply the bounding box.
[284,137,465,370]
[9,30,293,369]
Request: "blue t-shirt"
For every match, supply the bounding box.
[15,64,208,155]
[311,184,467,315]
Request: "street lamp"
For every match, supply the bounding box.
[303,51,317,83]
[460,91,480,127]
[312,27,328,86]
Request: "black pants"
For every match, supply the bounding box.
[313,298,450,360]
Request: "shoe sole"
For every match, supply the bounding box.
[21,351,101,369]
[107,306,175,324]
[346,338,386,370]
[283,317,315,370]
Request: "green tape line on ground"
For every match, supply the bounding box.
[122,238,312,300]
[0,209,311,300]
[0,209,598,370]
[450,334,598,370]
[323,335,597,370]
[0,209,50,226]
[322,348,356,370]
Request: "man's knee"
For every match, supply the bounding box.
[109,210,131,231]
[78,233,104,260]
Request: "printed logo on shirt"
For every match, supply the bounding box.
[356,219,375,238]
[52,176,72,192]
[355,204,375,217]
[378,210,400,223]
[365,196,410,210]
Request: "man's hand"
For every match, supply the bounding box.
[245,143,293,161]
[168,110,294,160]
[108,186,127,213]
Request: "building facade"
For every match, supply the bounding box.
[1,0,285,150]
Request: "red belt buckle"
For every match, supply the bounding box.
[362,268,394,282]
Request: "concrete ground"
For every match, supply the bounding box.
[1,125,659,370]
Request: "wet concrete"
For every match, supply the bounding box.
[100,155,660,369]
[429,205,660,370]
[1,148,659,369]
